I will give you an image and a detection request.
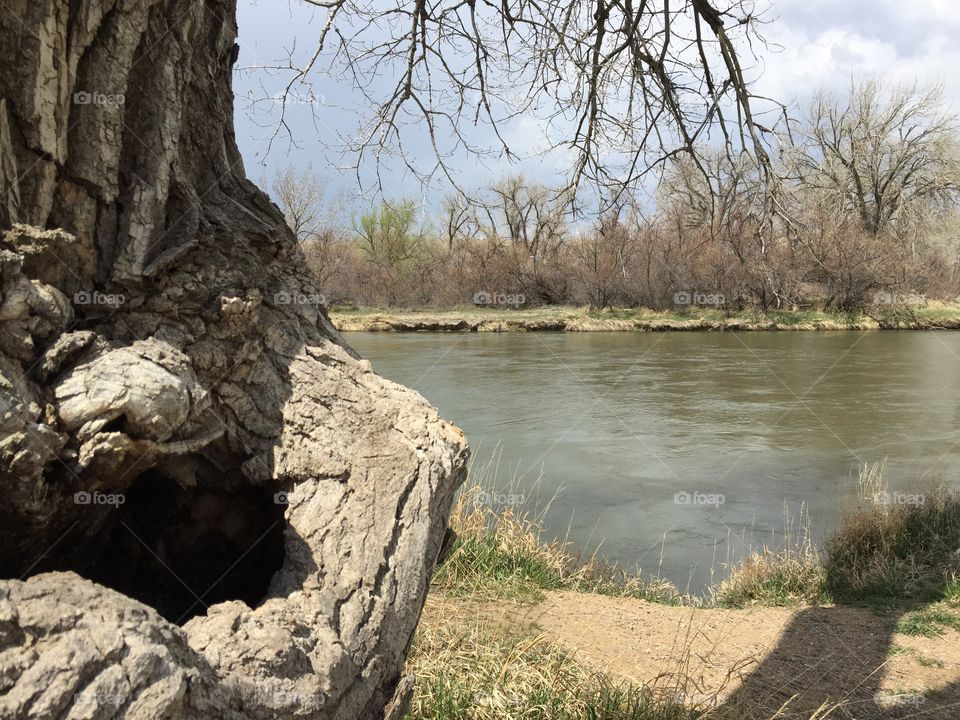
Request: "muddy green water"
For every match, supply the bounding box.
[347,331,960,594]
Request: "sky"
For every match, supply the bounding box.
[232,0,960,215]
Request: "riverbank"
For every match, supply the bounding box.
[331,304,960,332]
[405,479,960,718]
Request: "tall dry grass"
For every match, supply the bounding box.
[712,462,960,607]
[825,464,960,603]
[439,458,960,609]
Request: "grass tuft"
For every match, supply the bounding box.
[711,466,960,608]
[436,483,683,604]
[824,479,960,604]
[895,609,960,638]
[711,545,826,608]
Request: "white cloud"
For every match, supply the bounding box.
[756,0,960,112]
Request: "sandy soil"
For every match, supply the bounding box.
[423,590,960,719]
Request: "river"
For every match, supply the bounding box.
[347,331,960,594]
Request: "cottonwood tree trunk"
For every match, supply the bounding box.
[0,2,468,718]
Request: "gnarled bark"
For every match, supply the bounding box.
[0,1,468,718]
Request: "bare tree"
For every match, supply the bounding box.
[571,205,637,309]
[270,165,352,296]
[662,150,759,236]
[473,175,571,302]
[480,176,569,260]
[661,149,799,307]
[271,164,329,241]
[789,80,960,237]
[440,193,476,250]
[249,0,780,197]
[772,80,960,307]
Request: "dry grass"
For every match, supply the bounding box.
[330,304,960,332]
[436,482,682,604]
[856,460,887,503]
[406,616,701,720]
[711,465,960,608]
[710,544,826,608]
[709,503,826,608]
[825,487,960,604]
[438,461,960,610]
[406,597,838,720]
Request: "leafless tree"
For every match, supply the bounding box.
[472,175,571,301]
[771,80,960,307]
[662,150,759,236]
[271,164,329,241]
[571,204,637,309]
[440,193,476,250]
[660,149,799,306]
[788,80,960,237]
[479,176,569,260]
[251,0,781,197]
[270,164,354,297]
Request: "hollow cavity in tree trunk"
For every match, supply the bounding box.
[77,473,287,624]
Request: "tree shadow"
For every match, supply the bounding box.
[717,598,960,718]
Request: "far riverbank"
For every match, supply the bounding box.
[330,304,960,332]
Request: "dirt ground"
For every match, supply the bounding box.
[422,590,960,719]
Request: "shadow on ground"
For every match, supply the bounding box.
[718,601,960,718]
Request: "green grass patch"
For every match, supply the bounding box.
[433,532,563,603]
[435,484,683,605]
[895,609,960,638]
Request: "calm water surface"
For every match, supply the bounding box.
[348,331,960,593]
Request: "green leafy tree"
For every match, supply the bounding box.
[355,201,427,303]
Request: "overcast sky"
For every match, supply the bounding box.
[232,0,960,213]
